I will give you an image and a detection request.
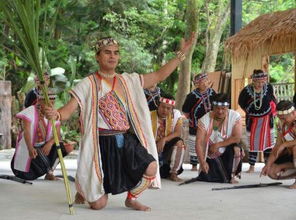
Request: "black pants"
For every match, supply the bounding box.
[11,143,67,180]
[99,133,155,195]
[197,144,242,183]
[159,137,184,178]
[249,149,272,166]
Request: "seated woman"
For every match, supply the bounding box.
[195,93,243,184]
[11,90,73,180]
[261,100,296,188]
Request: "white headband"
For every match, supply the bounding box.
[159,97,175,106]
[277,106,295,115]
[212,101,229,107]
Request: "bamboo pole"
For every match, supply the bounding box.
[40,84,74,215]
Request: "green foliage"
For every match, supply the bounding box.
[1,0,295,100]
[269,53,295,83]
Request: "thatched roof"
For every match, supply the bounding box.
[225,8,296,59]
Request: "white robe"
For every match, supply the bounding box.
[70,72,161,202]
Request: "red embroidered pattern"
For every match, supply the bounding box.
[36,116,47,143]
[99,91,130,131]
[156,118,166,141]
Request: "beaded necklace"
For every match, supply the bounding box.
[200,89,211,112]
[145,87,160,108]
[98,71,116,78]
[253,86,264,110]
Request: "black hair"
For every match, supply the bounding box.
[253,69,264,74]
[210,93,229,104]
[160,93,175,100]
[276,100,293,111]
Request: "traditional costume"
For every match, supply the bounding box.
[11,105,66,180]
[238,72,276,166]
[197,108,242,183]
[182,73,216,166]
[151,102,185,178]
[70,72,161,202]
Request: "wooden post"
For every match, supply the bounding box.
[0,81,11,149]
[294,53,296,93]
[262,55,269,74]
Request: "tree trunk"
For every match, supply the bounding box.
[175,0,200,110]
[201,0,230,73]
[0,81,11,149]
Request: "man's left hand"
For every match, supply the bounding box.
[157,138,166,153]
[179,32,197,55]
[209,143,220,154]
[41,142,52,156]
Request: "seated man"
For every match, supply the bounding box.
[196,93,243,183]
[151,94,185,181]
[11,89,72,180]
[261,100,296,188]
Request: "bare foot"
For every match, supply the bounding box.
[75,192,85,204]
[169,173,183,182]
[288,180,296,189]
[191,165,198,171]
[230,177,239,184]
[64,142,75,153]
[125,199,151,211]
[288,184,296,189]
[44,173,58,181]
[246,165,255,173]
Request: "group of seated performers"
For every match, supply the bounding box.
[145,70,296,187]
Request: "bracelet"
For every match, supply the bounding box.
[56,110,61,121]
[176,51,186,62]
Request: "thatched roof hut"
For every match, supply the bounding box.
[225,8,296,109]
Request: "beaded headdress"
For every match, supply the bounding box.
[212,101,229,107]
[277,106,295,116]
[193,73,207,83]
[94,37,119,53]
[251,72,268,81]
[159,97,175,106]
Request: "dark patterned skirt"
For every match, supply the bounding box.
[197,144,242,183]
[99,133,155,195]
[11,142,67,180]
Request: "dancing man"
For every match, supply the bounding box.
[45,34,195,211]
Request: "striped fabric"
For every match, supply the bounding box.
[170,145,185,174]
[128,175,155,199]
[247,114,275,152]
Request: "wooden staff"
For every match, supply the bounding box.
[212,182,282,191]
